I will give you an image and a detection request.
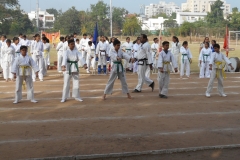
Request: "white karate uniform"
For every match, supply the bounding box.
[30,40,35,54]
[86,44,95,72]
[63,41,69,52]
[206,52,231,95]
[151,43,159,69]
[121,42,133,70]
[133,43,141,73]
[56,41,64,72]
[43,43,51,74]
[2,45,15,80]
[0,40,7,68]
[80,38,90,62]
[11,55,39,102]
[104,49,131,95]
[134,42,154,91]
[61,48,86,101]
[157,50,177,96]
[170,42,181,72]
[11,43,21,58]
[199,47,212,78]
[31,40,44,81]
[180,46,192,77]
[96,41,108,74]
[20,39,30,46]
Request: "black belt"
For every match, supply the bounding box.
[138,58,149,65]
[99,50,106,56]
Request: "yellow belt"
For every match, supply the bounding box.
[43,50,48,58]
[20,66,30,90]
[215,61,226,79]
[163,61,171,74]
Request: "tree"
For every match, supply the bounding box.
[206,0,224,25]
[179,21,195,36]
[169,12,176,19]
[152,13,168,18]
[123,16,141,36]
[112,7,128,35]
[228,8,240,30]
[163,19,178,28]
[46,8,59,18]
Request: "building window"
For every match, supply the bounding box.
[45,16,53,20]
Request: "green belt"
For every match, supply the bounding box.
[67,60,79,74]
[114,61,123,75]
[15,52,20,56]
[126,49,131,50]
[203,54,209,63]
[182,54,188,63]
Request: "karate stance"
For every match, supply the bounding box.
[31,34,44,82]
[157,41,178,99]
[103,39,134,100]
[206,44,234,97]
[86,41,95,74]
[180,41,192,79]
[121,37,133,71]
[133,34,154,93]
[96,36,109,74]
[61,39,87,103]
[199,42,212,78]
[56,37,65,73]
[132,38,141,74]
[80,34,90,63]
[11,46,39,104]
[2,39,15,82]
[150,38,159,74]
[11,37,21,58]
[171,36,181,72]
[42,37,51,75]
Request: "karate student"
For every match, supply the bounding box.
[150,38,159,74]
[75,39,81,51]
[61,39,87,103]
[80,33,90,62]
[0,35,7,68]
[121,37,133,71]
[73,32,77,42]
[199,37,210,53]
[30,36,36,54]
[11,37,21,58]
[171,36,181,72]
[18,33,23,41]
[180,41,192,79]
[199,42,212,78]
[11,46,39,104]
[132,38,141,73]
[2,39,15,82]
[211,40,216,52]
[20,35,30,47]
[42,37,51,74]
[63,36,70,52]
[96,35,109,74]
[103,39,134,100]
[133,34,154,93]
[31,34,44,82]
[157,41,178,99]
[86,41,95,74]
[56,37,65,73]
[206,44,234,97]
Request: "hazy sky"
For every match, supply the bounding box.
[19,0,238,13]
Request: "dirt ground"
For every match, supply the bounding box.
[0,70,240,160]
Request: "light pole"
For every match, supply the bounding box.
[36,0,39,32]
[110,0,113,37]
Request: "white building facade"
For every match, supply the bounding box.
[176,12,207,25]
[181,0,231,15]
[145,1,181,18]
[28,9,55,28]
[138,16,168,33]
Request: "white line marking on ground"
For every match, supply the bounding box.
[1,111,240,124]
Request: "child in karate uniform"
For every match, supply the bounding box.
[206,44,234,97]
[199,42,212,78]
[11,46,39,104]
[86,41,95,74]
[61,39,87,103]
[180,41,192,79]
[103,39,134,100]
[157,41,178,99]
[56,37,65,73]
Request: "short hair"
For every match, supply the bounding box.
[162,41,169,46]
[141,34,147,39]
[205,42,210,47]
[126,37,130,40]
[19,33,23,36]
[182,41,188,46]
[35,34,40,37]
[212,40,216,44]
[23,35,26,38]
[6,39,11,43]
[73,32,77,35]
[76,39,79,42]
[60,37,64,41]
[13,37,19,42]
[46,39,50,43]
[213,44,220,49]
[20,45,28,50]
[42,37,48,41]
[1,35,7,38]
[68,39,75,44]
[153,38,158,41]
[42,34,46,37]
[88,41,92,45]
[83,33,87,36]
[113,39,121,46]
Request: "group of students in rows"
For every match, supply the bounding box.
[0,32,235,103]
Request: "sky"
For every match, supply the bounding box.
[18,0,239,13]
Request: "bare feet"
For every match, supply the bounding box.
[127,93,132,99]
[102,94,106,100]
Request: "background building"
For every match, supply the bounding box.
[181,0,230,15]
[176,12,207,25]
[138,16,168,33]
[145,1,181,18]
[28,9,55,29]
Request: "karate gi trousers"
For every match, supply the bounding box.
[62,72,81,100]
[32,55,44,80]
[200,61,210,78]
[135,63,153,91]
[3,61,13,80]
[57,51,63,72]
[180,59,190,77]
[158,71,170,96]
[206,68,224,95]
[15,75,35,102]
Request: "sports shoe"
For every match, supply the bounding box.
[159,94,168,99]
[31,100,38,103]
[87,71,90,74]
[33,79,36,82]
[149,81,155,92]
[206,93,211,98]
[132,89,141,93]
[40,79,43,82]
[75,98,83,102]
[220,93,227,97]
[60,99,66,103]
[13,101,18,104]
